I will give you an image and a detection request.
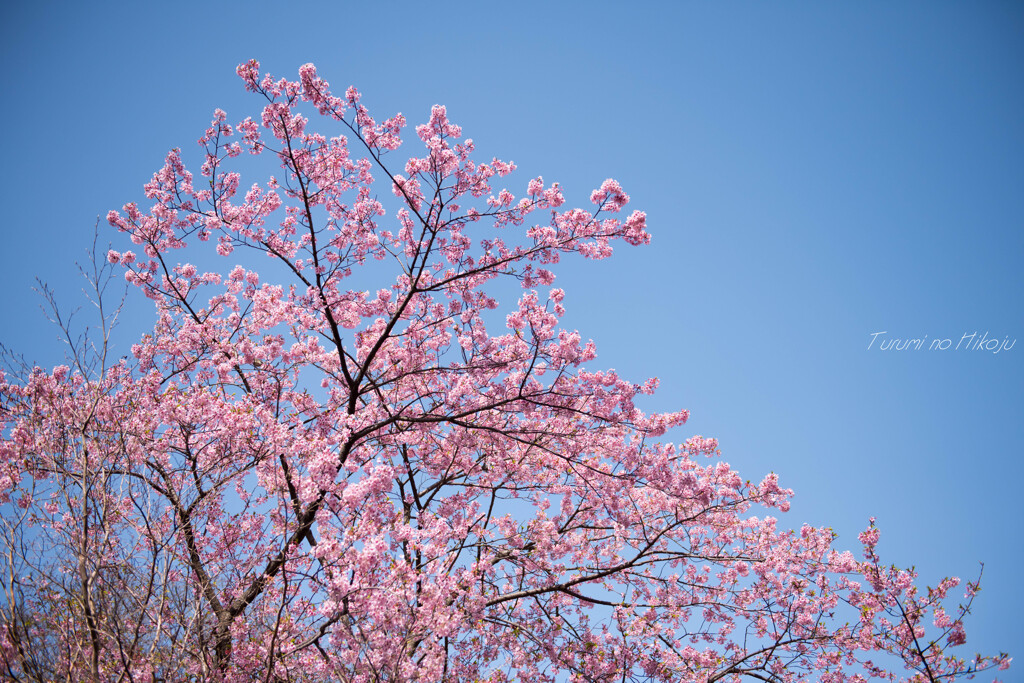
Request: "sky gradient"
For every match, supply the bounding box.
[1,1,1021,667]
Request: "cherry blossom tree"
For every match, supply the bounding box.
[0,61,1011,682]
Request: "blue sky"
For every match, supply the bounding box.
[1,0,1021,666]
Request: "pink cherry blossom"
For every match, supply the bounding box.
[0,61,1009,683]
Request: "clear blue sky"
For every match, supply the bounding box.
[2,0,1021,666]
